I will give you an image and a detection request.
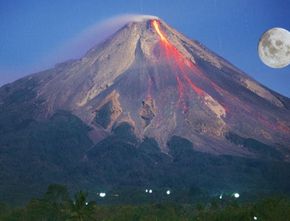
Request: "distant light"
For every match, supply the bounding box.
[166,190,171,195]
[85,202,88,206]
[149,189,153,194]
[253,216,258,220]
[233,193,240,198]
[145,189,148,193]
[99,192,106,198]
[219,194,223,199]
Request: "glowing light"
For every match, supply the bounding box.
[99,192,106,198]
[166,190,171,195]
[151,19,207,98]
[219,194,223,200]
[152,20,167,42]
[253,216,258,220]
[182,73,205,96]
[85,202,88,206]
[149,18,228,115]
[149,189,153,194]
[145,189,148,193]
[233,193,240,198]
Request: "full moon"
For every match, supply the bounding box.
[258,27,290,68]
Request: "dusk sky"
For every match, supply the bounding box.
[0,0,289,96]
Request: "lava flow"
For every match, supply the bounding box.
[151,19,210,112]
[152,20,168,43]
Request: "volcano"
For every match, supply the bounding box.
[1,17,290,204]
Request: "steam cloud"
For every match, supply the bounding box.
[48,14,158,65]
[0,14,158,86]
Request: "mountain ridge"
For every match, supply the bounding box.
[1,17,290,204]
[1,18,290,154]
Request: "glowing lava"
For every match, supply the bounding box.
[151,19,212,112]
[152,20,168,43]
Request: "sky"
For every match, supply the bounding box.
[0,0,289,97]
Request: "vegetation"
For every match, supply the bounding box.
[1,184,290,221]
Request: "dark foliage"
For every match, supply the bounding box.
[1,185,290,221]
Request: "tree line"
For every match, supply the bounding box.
[1,184,290,221]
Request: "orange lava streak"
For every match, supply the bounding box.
[151,20,207,99]
[152,22,205,97]
[176,75,188,112]
[152,20,168,43]
[182,72,205,96]
[150,19,226,113]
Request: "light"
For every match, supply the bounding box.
[145,189,148,193]
[233,193,240,198]
[219,194,223,200]
[85,202,88,206]
[151,20,167,42]
[166,190,171,195]
[149,189,153,194]
[253,216,258,220]
[99,192,106,198]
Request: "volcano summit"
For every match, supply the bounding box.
[1,17,290,204]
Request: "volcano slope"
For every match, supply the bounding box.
[1,18,290,204]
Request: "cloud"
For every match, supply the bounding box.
[45,14,158,65]
[0,14,158,86]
